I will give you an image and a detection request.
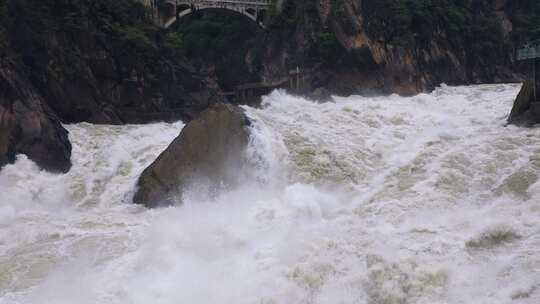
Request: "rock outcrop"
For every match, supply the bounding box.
[252,0,522,97]
[133,103,251,208]
[0,57,71,172]
[6,0,221,125]
[508,81,540,126]
[0,0,220,173]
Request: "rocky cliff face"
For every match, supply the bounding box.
[253,0,522,96]
[0,0,221,172]
[6,0,221,125]
[0,55,71,172]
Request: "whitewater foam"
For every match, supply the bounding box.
[1,84,540,303]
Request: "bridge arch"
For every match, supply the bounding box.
[146,0,272,29]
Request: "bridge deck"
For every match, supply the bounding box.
[178,0,272,4]
[142,0,273,27]
[159,0,272,8]
[177,0,272,9]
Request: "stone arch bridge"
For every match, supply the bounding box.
[141,0,274,28]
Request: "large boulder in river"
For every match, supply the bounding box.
[0,58,72,173]
[133,103,251,208]
[508,81,540,126]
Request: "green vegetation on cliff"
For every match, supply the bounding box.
[362,0,511,68]
[0,0,214,123]
[170,11,262,90]
[0,0,10,49]
[6,0,168,79]
[265,0,348,66]
[0,0,536,100]
[511,0,540,44]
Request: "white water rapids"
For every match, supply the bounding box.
[1,84,540,303]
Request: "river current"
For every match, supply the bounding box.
[0,84,539,303]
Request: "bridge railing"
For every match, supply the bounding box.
[175,0,272,5]
[518,46,540,61]
[140,0,273,28]
[517,40,540,61]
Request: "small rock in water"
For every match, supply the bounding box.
[507,81,540,126]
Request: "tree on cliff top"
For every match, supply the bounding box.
[511,0,540,45]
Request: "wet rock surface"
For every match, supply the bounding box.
[0,0,220,172]
[133,102,251,207]
[253,0,522,97]
[508,81,540,126]
[10,27,219,125]
[4,0,222,125]
[0,58,71,172]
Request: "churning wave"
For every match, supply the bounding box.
[1,84,539,304]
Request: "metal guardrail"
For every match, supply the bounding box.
[518,46,540,60]
[517,41,540,60]
[163,0,272,6]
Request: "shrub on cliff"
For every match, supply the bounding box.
[311,31,344,63]
[170,11,261,90]
[264,0,349,66]
[363,0,504,47]
[0,0,11,50]
[362,0,511,71]
[511,0,540,44]
[2,0,214,124]
[6,0,163,77]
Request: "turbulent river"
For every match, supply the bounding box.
[1,84,540,304]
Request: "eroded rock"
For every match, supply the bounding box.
[0,58,71,172]
[508,81,540,126]
[133,102,251,207]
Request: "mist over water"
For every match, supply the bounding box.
[1,84,540,303]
